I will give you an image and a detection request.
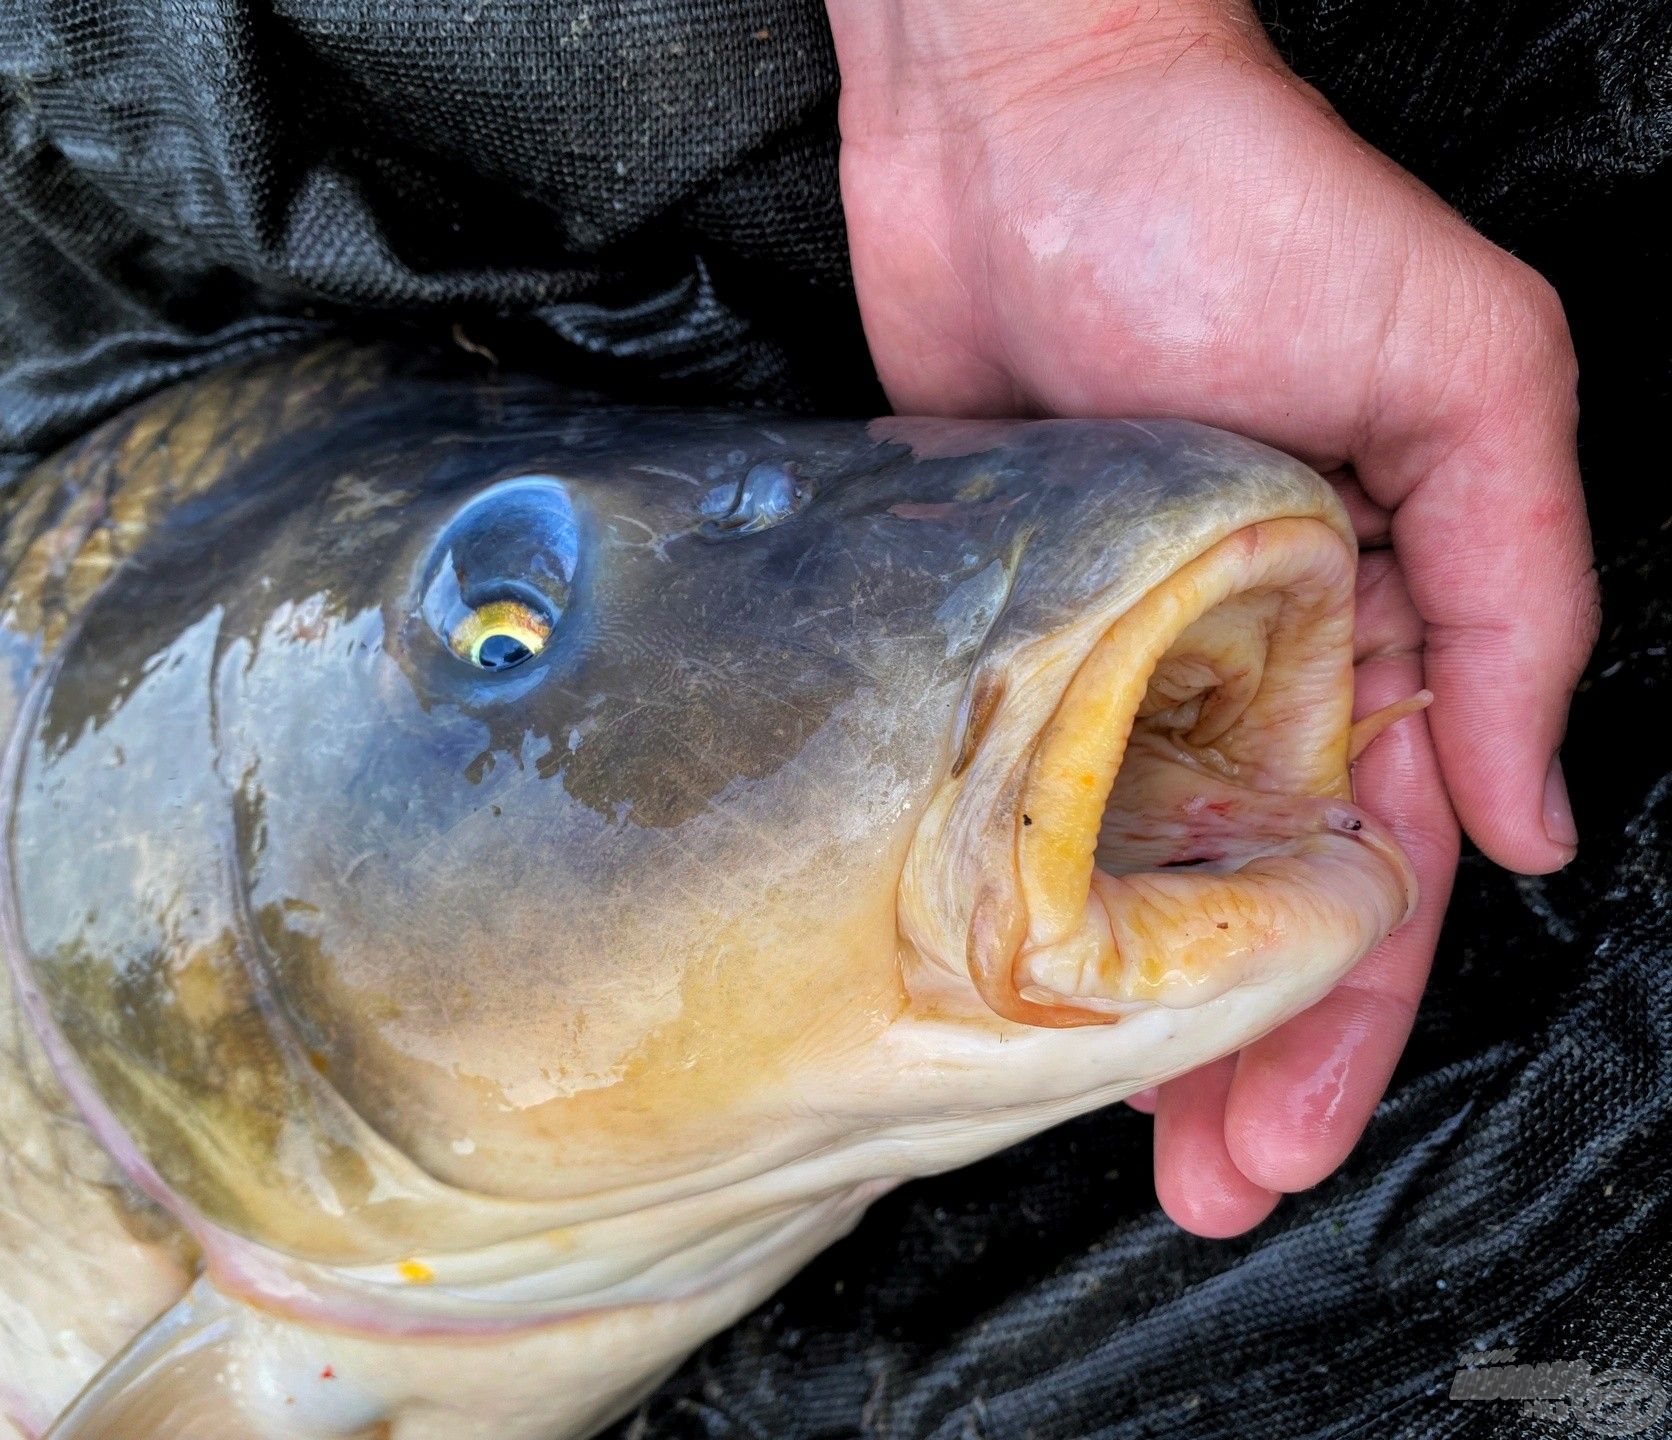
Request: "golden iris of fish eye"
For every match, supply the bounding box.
[448,598,553,669]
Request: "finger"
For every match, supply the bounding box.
[1364,274,1598,874]
[1352,550,1421,662]
[1326,472,1392,549]
[1153,1057,1280,1237]
[1223,600,1459,1193]
[1125,1087,1158,1114]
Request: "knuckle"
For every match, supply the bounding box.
[1416,247,1579,434]
[1504,262,1579,389]
[1572,566,1605,662]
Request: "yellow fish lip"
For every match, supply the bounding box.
[902,515,1418,1029]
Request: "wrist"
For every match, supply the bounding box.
[825,0,1275,140]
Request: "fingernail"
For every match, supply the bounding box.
[1543,755,1579,854]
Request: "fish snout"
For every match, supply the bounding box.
[899,511,1418,1029]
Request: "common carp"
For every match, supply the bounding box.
[0,345,1415,1438]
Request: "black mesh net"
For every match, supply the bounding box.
[2,2,1669,1436]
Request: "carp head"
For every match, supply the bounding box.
[3,354,1414,1438]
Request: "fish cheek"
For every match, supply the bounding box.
[237,723,905,1194]
[213,630,742,1191]
[224,588,960,1197]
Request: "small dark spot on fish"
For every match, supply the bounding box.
[1022,814,1033,827]
[489,804,502,817]
[1341,817,1363,831]
[1160,855,1218,868]
[1216,921,1229,930]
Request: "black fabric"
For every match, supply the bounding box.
[0,0,879,489]
[2,2,1670,1438]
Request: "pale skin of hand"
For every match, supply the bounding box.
[826,0,1600,1235]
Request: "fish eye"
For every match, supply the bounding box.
[414,478,580,681]
[446,596,553,670]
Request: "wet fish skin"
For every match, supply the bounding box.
[0,345,1409,1439]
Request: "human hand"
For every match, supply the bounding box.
[826,0,1599,1235]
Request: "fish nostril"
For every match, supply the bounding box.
[699,462,811,538]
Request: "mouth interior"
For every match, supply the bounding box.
[1009,518,1414,1019]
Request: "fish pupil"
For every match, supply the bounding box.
[476,633,533,670]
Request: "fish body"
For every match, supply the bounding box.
[0,346,1414,1438]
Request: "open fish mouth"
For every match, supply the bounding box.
[905,515,1418,1028]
